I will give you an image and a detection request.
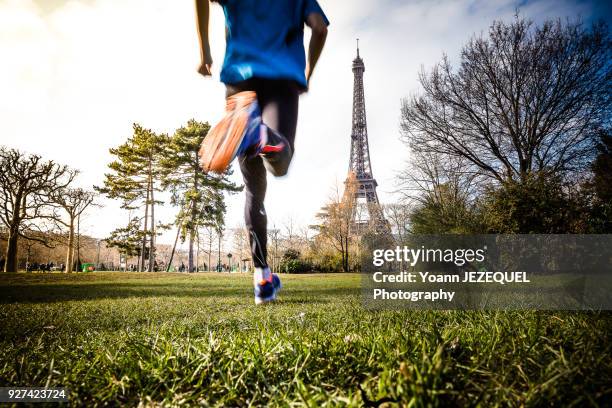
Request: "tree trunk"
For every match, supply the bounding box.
[340,236,349,272]
[346,236,349,272]
[195,230,200,272]
[66,218,75,273]
[167,223,181,272]
[188,163,199,273]
[4,226,19,272]
[188,228,195,272]
[25,245,31,268]
[217,231,221,272]
[208,230,212,272]
[148,173,155,272]
[139,182,150,272]
[339,234,346,272]
[75,214,81,271]
[4,194,22,272]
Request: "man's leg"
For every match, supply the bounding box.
[225,81,269,270]
[226,80,299,303]
[245,79,299,270]
[227,80,299,271]
[239,155,268,268]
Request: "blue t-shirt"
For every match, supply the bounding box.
[219,0,329,88]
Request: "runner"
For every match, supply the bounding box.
[194,0,329,304]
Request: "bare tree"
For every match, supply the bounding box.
[267,226,281,274]
[298,226,311,247]
[230,224,250,272]
[383,203,411,244]
[281,215,298,252]
[401,18,611,183]
[398,151,483,233]
[312,177,357,272]
[199,225,215,272]
[383,202,413,271]
[52,188,96,273]
[0,147,76,272]
[398,151,481,208]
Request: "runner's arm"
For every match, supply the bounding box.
[194,0,213,76]
[305,12,328,86]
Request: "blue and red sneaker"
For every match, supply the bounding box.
[198,91,291,174]
[198,91,262,174]
[254,267,282,305]
[258,126,292,177]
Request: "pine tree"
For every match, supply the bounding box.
[96,124,168,271]
[160,120,240,272]
[105,217,143,269]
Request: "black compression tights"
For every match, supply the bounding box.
[225,78,300,268]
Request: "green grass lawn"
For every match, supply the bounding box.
[0,272,610,407]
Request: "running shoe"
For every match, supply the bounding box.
[198,91,262,174]
[254,268,282,305]
[259,126,293,177]
[254,279,276,305]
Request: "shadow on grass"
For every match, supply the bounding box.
[0,283,357,304]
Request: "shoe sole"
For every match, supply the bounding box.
[199,91,258,174]
[254,294,276,305]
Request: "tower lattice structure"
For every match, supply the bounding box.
[344,42,388,234]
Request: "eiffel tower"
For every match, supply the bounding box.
[344,41,388,234]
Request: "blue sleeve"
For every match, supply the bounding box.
[303,0,330,26]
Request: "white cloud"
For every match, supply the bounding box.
[0,0,597,246]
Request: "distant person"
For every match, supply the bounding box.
[195,0,329,304]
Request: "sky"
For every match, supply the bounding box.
[0,0,610,246]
